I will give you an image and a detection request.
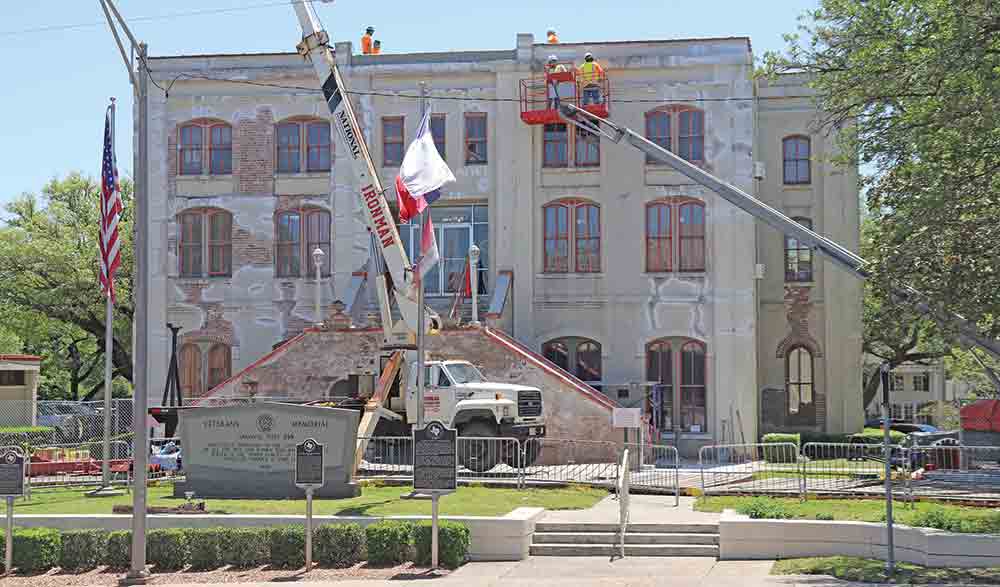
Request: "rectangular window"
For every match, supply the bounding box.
[891,373,905,392]
[383,116,405,166]
[207,212,232,276]
[277,123,301,173]
[306,122,331,172]
[276,212,302,277]
[0,371,26,386]
[783,136,811,185]
[785,218,814,282]
[678,110,705,162]
[543,205,570,272]
[179,125,203,175]
[574,205,601,272]
[645,112,671,164]
[913,373,930,392]
[209,125,232,175]
[305,211,332,277]
[179,213,203,277]
[543,123,569,168]
[398,205,488,296]
[646,204,672,273]
[430,114,446,161]
[574,128,601,167]
[681,344,707,433]
[464,113,487,164]
[678,203,706,272]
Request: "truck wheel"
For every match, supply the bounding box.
[459,421,499,473]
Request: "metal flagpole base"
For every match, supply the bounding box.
[119,570,149,585]
[86,486,126,498]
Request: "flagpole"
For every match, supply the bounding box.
[101,98,116,490]
[415,81,428,430]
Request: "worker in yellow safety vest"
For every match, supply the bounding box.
[547,28,559,44]
[361,27,375,54]
[578,52,605,105]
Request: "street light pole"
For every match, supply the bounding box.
[469,245,480,326]
[313,248,325,327]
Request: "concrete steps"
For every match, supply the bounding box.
[530,522,720,558]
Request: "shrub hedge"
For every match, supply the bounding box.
[5,528,62,573]
[736,496,793,520]
[268,526,306,569]
[59,529,108,571]
[105,530,132,569]
[761,433,800,463]
[219,527,269,568]
[147,528,189,570]
[413,521,470,569]
[365,520,414,566]
[184,528,222,571]
[315,524,365,567]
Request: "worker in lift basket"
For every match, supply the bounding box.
[578,52,605,105]
[546,55,570,109]
[361,26,375,54]
[547,28,559,44]
[373,40,382,55]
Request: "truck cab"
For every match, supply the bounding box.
[404,360,546,471]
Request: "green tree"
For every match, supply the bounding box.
[0,174,133,399]
[765,0,1000,394]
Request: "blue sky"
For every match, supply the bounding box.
[0,0,817,214]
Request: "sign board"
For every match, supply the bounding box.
[413,421,457,492]
[0,450,25,497]
[295,438,325,488]
[613,407,642,429]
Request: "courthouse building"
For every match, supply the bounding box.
[141,32,863,452]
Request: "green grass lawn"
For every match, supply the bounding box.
[773,556,1000,584]
[16,483,607,517]
[695,495,1000,532]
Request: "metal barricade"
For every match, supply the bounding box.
[25,440,133,490]
[520,438,619,487]
[908,444,1000,499]
[617,448,630,560]
[356,436,413,479]
[801,442,901,494]
[624,442,680,506]
[457,437,522,483]
[699,443,802,496]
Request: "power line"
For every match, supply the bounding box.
[0,0,315,38]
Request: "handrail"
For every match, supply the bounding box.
[617,448,630,560]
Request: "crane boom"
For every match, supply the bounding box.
[558,103,1000,362]
[291,1,440,348]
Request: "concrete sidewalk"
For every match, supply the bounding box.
[539,494,720,524]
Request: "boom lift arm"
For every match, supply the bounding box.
[558,104,1000,364]
[291,1,441,349]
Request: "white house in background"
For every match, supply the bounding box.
[0,354,42,426]
[863,356,974,427]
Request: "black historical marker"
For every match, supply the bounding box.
[413,421,457,492]
[0,451,25,497]
[295,438,325,487]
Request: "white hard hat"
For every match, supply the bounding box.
[585,52,593,59]
[548,55,558,62]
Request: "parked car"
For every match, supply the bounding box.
[37,402,100,443]
[864,418,926,435]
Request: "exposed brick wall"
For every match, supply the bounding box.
[235,106,274,194]
[776,285,826,429]
[179,303,236,348]
[232,222,273,267]
[166,132,177,197]
[202,327,625,463]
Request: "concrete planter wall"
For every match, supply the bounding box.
[14,506,545,562]
[720,509,1000,568]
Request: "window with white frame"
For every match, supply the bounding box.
[398,205,488,296]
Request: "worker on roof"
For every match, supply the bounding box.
[373,40,382,55]
[361,26,375,54]
[578,52,606,105]
[547,28,559,44]
[546,55,571,109]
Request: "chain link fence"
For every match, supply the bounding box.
[0,399,135,446]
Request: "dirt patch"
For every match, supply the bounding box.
[1,563,448,586]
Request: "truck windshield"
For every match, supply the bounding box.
[445,363,485,384]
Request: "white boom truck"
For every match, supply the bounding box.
[288,1,547,472]
[557,103,1000,376]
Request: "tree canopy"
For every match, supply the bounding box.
[0,174,133,399]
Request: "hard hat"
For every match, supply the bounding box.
[584,52,594,59]
[547,28,556,34]
[547,55,558,63]
[366,26,375,33]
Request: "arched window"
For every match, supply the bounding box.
[276,118,332,173]
[543,199,600,273]
[179,344,202,398]
[645,107,705,164]
[543,337,602,386]
[785,217,813,282]
[786,346,814,414]
[275,208,331,277]
[645,199,705,273]
[646,338,708,434]
[179,119,232,176]
[207,344,232,390]
[782,136,811,185]
[178,208,232,277]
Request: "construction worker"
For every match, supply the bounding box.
[578,52,606,105]
[373,40,382,55]
[546,55,570,109]
[361,26,375,54]
[547,28,559,44]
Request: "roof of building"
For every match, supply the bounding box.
[0,355,42,362]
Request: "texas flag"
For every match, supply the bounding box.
[395,110,456,224]
[414,211,440,280]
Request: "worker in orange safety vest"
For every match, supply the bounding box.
[578,52,606,105]
[361,26,375,54]
[547,28,559,44]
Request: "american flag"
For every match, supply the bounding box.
[99,104,123,302]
